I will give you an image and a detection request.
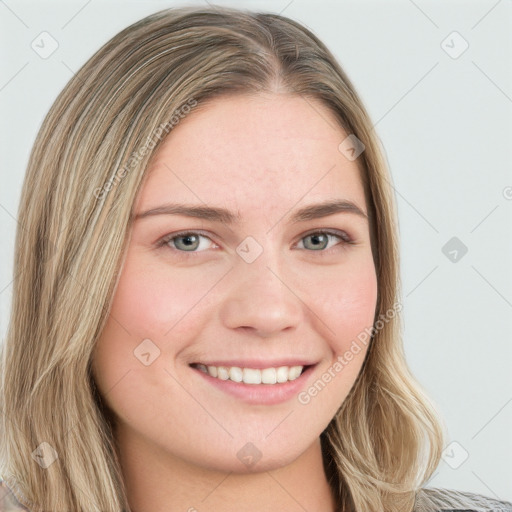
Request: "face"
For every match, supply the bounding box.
[92,93,378,473]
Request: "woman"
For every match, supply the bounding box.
[0,5,510,512]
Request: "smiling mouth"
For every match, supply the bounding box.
[189,363,313,385]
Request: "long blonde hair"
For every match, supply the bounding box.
[0,6,445,511]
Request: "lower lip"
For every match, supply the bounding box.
[191,365,317,405]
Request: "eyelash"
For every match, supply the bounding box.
[156,229,355,257]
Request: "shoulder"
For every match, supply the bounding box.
[0,478,31,511]
[414,486,512,512]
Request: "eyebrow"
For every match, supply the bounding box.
[134,199,368,224]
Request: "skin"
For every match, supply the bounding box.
[92,92,378,512]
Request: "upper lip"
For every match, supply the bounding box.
[190,359,317,369]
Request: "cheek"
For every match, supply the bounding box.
[91,251,200,396]
[310,255,378,353]
[92,248,228,393]
[107,252,214,339]
[295,257,377,416]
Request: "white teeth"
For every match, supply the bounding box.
[229,367,243,383]
[243,368,261,384]
[261,368,277,384]
[194,363,305,385]
[288,366,302,380]
[276,366,289,383]
[217,366,229,380]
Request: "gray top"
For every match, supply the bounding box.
[1,478,511,511]
[414,486,512,511]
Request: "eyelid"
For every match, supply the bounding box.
[300,228,353,243]
[156,228,356,254]
[157,229,217,252]
[294,228,355,251]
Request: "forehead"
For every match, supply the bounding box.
[135,93,366,217]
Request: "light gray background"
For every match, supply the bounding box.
[1,0,511,502]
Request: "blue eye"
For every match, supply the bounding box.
[157,229,354,255]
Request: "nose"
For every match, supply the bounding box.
[219,248,302,338]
